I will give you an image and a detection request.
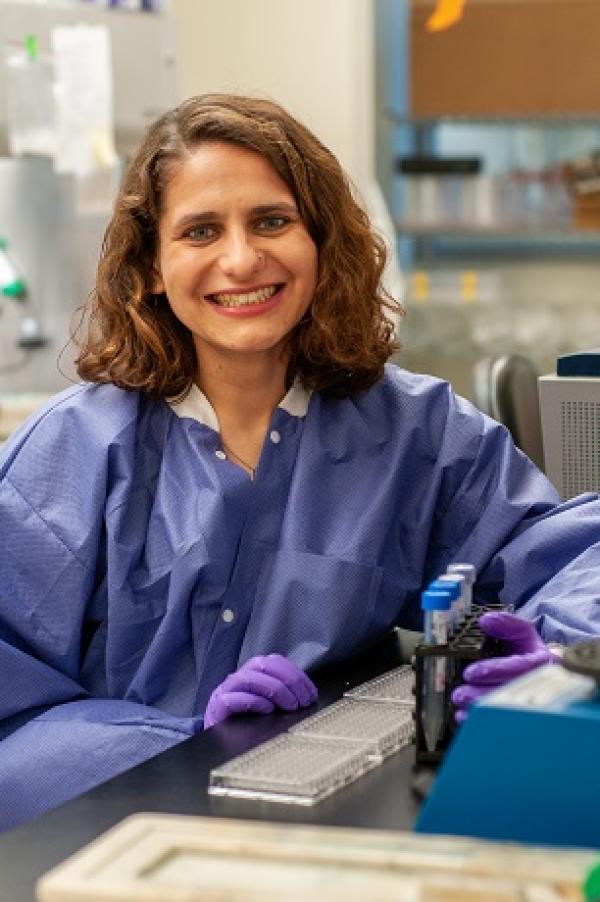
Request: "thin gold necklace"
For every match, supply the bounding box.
[221,440,257,481]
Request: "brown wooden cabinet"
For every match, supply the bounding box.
[410,0,600,118]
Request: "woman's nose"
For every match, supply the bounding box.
[217,234,263,279]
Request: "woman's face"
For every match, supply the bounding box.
[153,141,318,367]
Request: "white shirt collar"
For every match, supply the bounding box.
[168,377,311,430]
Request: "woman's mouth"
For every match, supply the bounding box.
[207,284,282,308]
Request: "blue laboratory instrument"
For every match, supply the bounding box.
[416,640,600,848]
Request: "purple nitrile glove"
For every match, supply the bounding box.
[204,654,318,728]
[451,611,560,723]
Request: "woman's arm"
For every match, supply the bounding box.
[421,382,600,644]
[0,390,200,832]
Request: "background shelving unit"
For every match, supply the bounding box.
[390,114,600,264]
[374,0,600,404]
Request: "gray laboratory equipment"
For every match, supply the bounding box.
[0,1,179,396]
[539,351,600,499]
[0,2,179,160]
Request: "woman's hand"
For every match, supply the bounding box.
[451,611,560,722]
[203,654,318,728]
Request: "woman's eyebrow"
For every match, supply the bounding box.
[249,203,299,216]
[172,203,298,233]
[173,211,220,231]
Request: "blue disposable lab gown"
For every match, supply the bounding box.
[1,364,600,830]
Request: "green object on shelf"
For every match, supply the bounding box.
[24,34,38,63]
[0,239,28,301]
[584,860,600,902]
[1,279,27,299]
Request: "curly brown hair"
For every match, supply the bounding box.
[76,93,402,399]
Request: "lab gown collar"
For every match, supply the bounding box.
[167,377,311,430]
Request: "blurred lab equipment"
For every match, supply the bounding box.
[397,259,600,416]
[563,150,600,231]
[0,236,48,351]
[0,1,178,399]
[0,1,178,160]
[0,237,25,299]
[539,350,600,499]
[397,155,481,227]
[34,812,599,900]
[473,354,544,470]
[2,33,55,157]
[0,157,104,394]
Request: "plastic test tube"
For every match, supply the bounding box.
[428,578,462,634]
[420,589,452,754]
[439,573,467,628]
[447,563,476,616]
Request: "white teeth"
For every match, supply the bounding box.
[211,285,278,307]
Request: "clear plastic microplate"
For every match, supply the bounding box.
[344,665,415,706]
[208,733,374,805]
[291,697,415,762]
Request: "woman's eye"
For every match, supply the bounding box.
[257,216,288,232]
[185,224,217,241]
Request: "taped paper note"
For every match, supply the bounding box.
[51,25,117,176]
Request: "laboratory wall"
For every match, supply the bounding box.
[170,0,375,188]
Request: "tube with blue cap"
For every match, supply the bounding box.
[447,562,476,617]
[420,588,452,753]
[428,577,462,634]
[438,573,467,628]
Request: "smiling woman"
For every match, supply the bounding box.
[2,94,600,833]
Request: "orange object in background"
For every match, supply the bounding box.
[426,0,466,31]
